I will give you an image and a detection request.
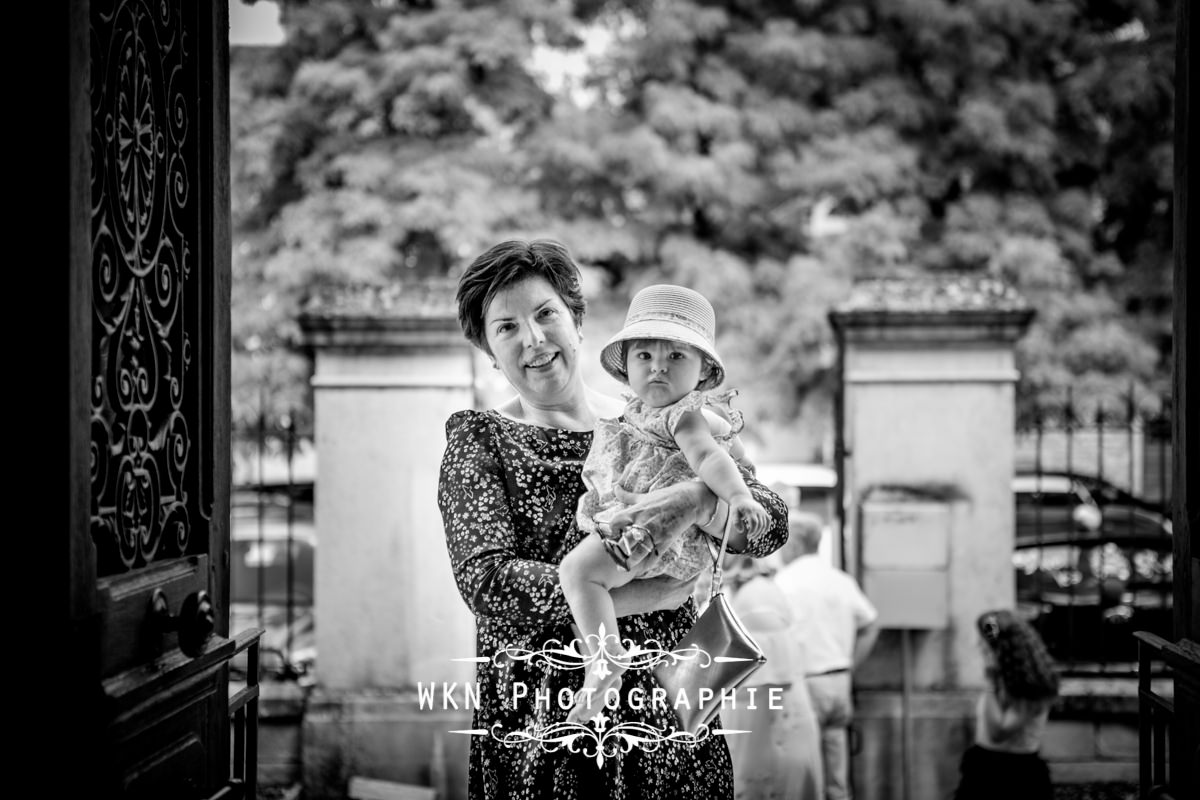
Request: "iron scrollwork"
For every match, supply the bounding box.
[90,0,204,575]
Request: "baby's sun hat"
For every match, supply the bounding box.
[600,284,726,391]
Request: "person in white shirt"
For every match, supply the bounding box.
[722,552,824,800]
[774,511,880,800]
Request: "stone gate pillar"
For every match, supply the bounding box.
[297,281,477,799]
[828,276,1034,800]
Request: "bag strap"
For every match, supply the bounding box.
[707,504,735,602]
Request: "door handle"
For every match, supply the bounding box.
[151,588,215,657]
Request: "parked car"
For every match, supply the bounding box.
[229,485,316,681]
[1013,472,1173,665]
[1013,473,1103,543]
[1014,471,1173,544]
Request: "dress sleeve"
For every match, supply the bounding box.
[437,412,574,628]
[728,465,790,557]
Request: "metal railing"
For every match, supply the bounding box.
[1132,630,1195,800]
[1015,387,1173,675]
[225,627,265,800]
[231,410,316,682]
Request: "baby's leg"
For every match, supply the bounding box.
[559,535,637,724]
[560,534,637,655]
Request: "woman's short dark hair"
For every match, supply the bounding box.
[456,239,587,352]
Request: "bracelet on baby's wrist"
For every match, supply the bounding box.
[701,500,723,530]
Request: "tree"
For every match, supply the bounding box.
[230,0,575,431]
[231,0,1175,444]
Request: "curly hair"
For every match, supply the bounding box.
[977,609,1060,703]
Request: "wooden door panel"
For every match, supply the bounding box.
[106,635,236,800]
[82,1,240,796]
[124,737,207,800]
[99,556,213,676]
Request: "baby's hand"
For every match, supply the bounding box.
[731,496,770,537]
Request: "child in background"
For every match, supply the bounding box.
[953,608,1060,800]
[558,284,769,725]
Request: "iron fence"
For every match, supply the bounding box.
[230,411,316,683]
[1014,387,1173,676]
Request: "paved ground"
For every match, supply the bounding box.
[1055,783,1138,800]
[258,782,1141,800]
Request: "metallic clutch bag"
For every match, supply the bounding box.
[652,514,767,736]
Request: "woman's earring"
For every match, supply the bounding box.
[490,360,499,370]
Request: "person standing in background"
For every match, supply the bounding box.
[774,511,880,800]
[722,552,824,800]
[952,609,1059,800]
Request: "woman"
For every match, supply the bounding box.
[953,609,1059,800]
[722,554,824,800]
[438,239,790,800]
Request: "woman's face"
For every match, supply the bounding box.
[483,276,583,406]
[625,339,709,408]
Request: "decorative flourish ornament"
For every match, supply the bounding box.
[448,718,740,766]
[490,622,708,673]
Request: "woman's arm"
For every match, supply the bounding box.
[611,575,696,617]
[607,471,789,558]
[438,413,573,628]
[981,688,1041,744]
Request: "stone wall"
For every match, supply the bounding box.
[297,284,478,800]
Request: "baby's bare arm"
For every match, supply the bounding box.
[674,410,770,535]
[674,410,757,508]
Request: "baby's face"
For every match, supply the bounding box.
[625,338,708,408]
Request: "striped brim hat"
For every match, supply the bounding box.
[600,284,725,391]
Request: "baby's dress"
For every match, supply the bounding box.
[577,388,745,581]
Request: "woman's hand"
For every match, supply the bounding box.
[604,481,709,541]
[610,574,696,617]
[608,482,752,553]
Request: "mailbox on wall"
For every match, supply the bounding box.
[859,489,954,629]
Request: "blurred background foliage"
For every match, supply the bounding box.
[231,0,1175,457]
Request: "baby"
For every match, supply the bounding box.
[558,283,768,724]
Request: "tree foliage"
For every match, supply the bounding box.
[230,0,1175,444]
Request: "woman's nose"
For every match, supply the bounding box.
[523,321,546,346]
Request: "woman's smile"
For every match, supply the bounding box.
[525,351,558,370]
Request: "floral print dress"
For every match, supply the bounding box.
[438,409,789,800]
[577,389,746,581]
